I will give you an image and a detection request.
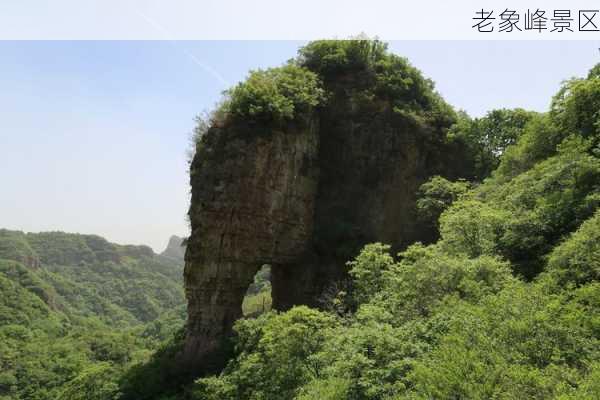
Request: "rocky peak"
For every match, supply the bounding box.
[160,235,186,263]
[182,40,473,373]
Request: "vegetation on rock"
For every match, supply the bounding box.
[224,64,324,125]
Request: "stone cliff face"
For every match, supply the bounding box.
[183,41,471,372]
[183,114,463,370]
[183,119,320,369]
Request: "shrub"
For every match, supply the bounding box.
[225,64,324,124]
[547,211,600,287]
[193,307,336,400]
[297,39,388,77]
[347,243,395,305]
[439,200,508,258]
[416,176,470,232]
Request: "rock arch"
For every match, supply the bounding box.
[182,120,322,370]
[181,49,472,372]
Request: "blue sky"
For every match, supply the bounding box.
[1,41,598,251]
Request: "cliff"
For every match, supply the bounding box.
[183,40,472,372]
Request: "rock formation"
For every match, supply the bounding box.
[182,40,472,372]
[160,235,186,263]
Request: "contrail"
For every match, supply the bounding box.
[135,10,230,87]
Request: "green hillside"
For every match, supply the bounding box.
[0,230,186,400]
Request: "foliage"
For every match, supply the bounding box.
[347,243,395,305]
[0,230,37,266]
[299,39,455,127]
[297,38,389,77]
[408,282,600,399]
[477,138,599,278]
[225,64,324,124]
[551,74,600,141]
[416,176,470,232]
[118,328,187,400]
[437,135,600,279]
[370,244,513,323]
[546,210,600,287]
[475,108,536,156]
[493,113,565,180]
[448,108,537,179]
[195,235,599,399]
[495,67,600,182]
[439,200,509,259]
[0,231,186,400]
[194,307,336,400]
[57,363,121,400]
[295,377,350,400]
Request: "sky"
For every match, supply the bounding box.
[1,41,598,252]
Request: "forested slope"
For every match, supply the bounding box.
[0,230,186,400]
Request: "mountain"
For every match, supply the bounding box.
[0,230,186,400]
[183,39,475,371]
[159,235,186,264]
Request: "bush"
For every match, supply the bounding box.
[416,176,470,232]
[376,244,513,322]
[347,243,395,305]
[547,211,600,287]
[439,200,508,258]
[225,64,324,124]
[408,282,600,399]
[297,39,388,77]
[193,307,336,400]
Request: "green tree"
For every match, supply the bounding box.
[448,108,537,179]
[416,176,470,233]
[194,307,336,400]
[58,363,121,400]
[546,210,600,287]
[226,64,324,124]
[347,243,395,305]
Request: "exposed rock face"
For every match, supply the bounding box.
[183,43,471,372]
[183,119,320,369]
[184,116,465,370]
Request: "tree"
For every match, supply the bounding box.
[449,108,537,179]
[347,243,395,305]
[225,64,324,124]
[546,211,600,287]
[416,176,470,233]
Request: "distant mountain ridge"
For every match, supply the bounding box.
[0,229,156,268]
[0,229,185,324]
[159,235,186,263]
